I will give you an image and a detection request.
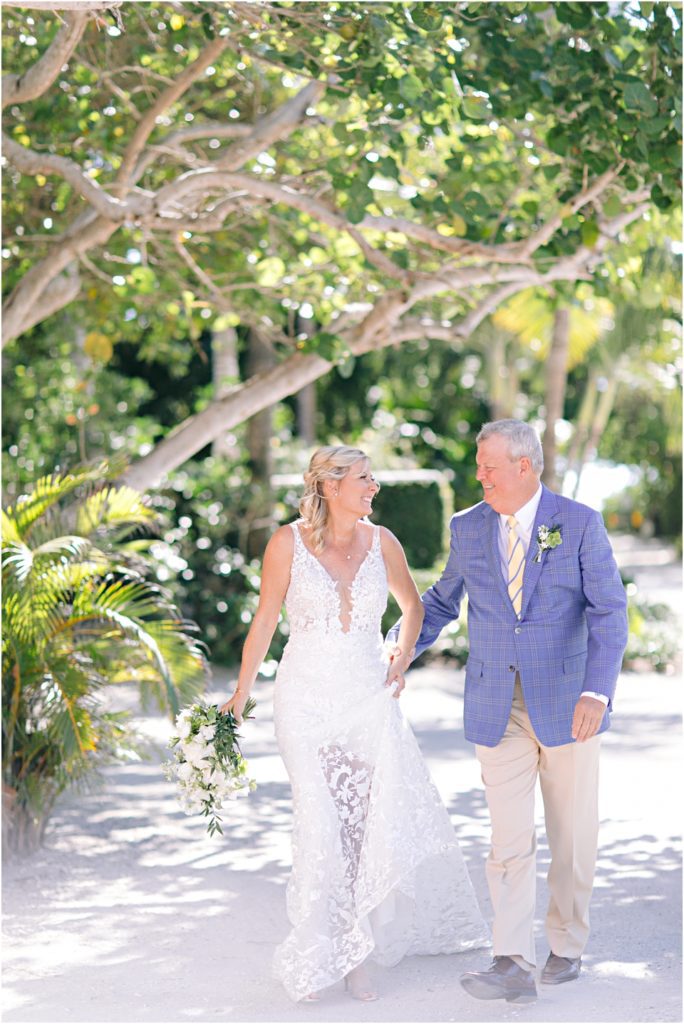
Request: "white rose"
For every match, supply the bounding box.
[215,776,235,797]
[176,762,195,783]
[198,724,215,742]
[177,718,193,740]
[182,740,211,768]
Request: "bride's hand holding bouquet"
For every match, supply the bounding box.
[219,687,251,725]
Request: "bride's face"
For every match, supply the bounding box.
[334,459,380,517]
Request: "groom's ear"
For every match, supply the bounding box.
[519,456,532,476]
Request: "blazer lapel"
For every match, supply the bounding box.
[520,485,561,618]
[481,504,512,607]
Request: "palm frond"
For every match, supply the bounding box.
[50,597,183,717]
[32,536,94,561]
[2,543,34,586]
[2,457,206,849]
[4,461,116,540]
[1,510,21,546]
[76,486,157,540]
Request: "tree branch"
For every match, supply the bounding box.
[153,170,412,282]
[517,164,624,258]
[13,262,82,335]
[1,1,121,9]
[1,76,327,343]
[119,191,650,490]
[2,212,117,346]
[2,134,147,220]
[114,34,231,191]
[1,8,89,110]
[359,214,523,263]
[132,121,253,179]
[215,79,326,171]
[172,237,234,313]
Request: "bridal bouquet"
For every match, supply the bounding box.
[163,699,256,836]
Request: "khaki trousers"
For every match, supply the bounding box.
[475,679,601,967]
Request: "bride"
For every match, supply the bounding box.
[220,445,489,1002]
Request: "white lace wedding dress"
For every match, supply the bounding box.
[272,521,489,1001]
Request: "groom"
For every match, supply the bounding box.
[391,419,628,1003]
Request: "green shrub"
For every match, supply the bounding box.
[151,458,289,668]
[371,477,450,569]
[624,593,680,673]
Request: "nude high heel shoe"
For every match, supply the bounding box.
[344,965,378,1002]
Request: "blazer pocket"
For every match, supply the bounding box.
[563,652,586,675]
[547,552,578,565]
[466,658,484,679]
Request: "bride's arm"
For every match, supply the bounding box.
[219,526,293,722]
[379,527,424,696]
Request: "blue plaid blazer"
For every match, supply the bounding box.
[406,486,628,748]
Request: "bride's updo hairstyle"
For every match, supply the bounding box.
[299,445,368,554]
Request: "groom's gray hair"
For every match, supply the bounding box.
[476,419,544,474]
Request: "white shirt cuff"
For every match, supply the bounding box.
[581,690,609,705]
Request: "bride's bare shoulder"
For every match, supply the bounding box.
[266,523,296,559]
[378,525,408,561]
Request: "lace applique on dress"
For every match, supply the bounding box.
[285,521,387,636]
[272,520,489,1001]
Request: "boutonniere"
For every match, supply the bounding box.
[534,523,562,563]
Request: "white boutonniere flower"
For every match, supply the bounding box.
[534,523,562,563]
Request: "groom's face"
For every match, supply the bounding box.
[476,435,536,514]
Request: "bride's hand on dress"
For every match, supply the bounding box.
[219,689,249,723]
[385,653,409,697]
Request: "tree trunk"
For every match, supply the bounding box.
[121,349,332,491]
[485,330,516,420]
[2,785,49,858]
[245,328,276,559]
[541,305,570,490]
[572,373,620,497]
[296,383,317,445]
[564,368,599,496]
[211,325,240,457]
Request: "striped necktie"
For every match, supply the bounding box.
[506,515,525,617]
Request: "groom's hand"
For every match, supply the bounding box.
[571,695,606,742]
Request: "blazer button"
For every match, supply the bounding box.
[508,665,516,672]
[515,626,522,634]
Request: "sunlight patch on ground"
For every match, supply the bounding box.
[3,928,123,972]
[593,960,655,980]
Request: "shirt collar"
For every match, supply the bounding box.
[499,484,543,534]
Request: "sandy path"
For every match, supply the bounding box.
[3,535,681,1023]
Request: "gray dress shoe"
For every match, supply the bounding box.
[541,952,582,985]
[461,956,537,1003]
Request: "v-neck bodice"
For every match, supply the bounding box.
[286,520,388,637]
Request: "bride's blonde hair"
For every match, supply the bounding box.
[299,445,369,554]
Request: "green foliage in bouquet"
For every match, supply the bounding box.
[1,460,209,854]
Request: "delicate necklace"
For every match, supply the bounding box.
[329,530,356,560]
